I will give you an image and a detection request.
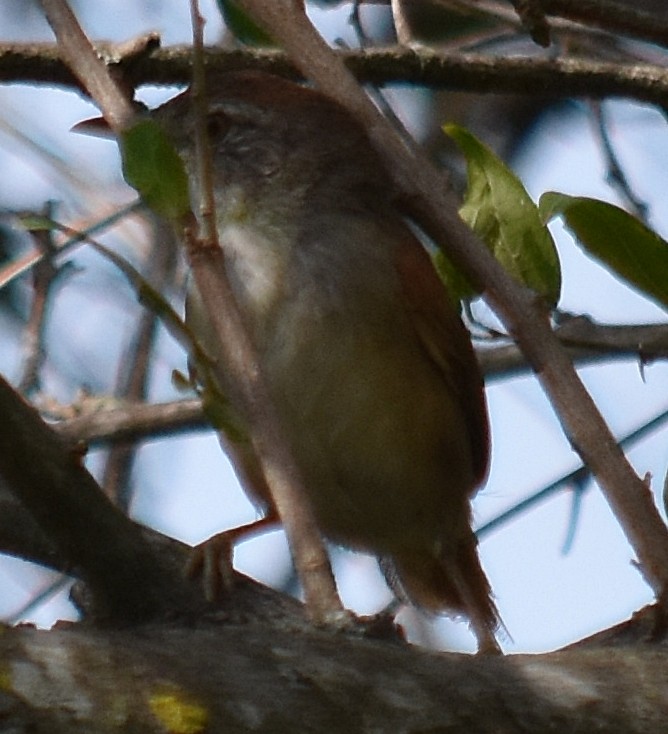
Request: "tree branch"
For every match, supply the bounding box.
[35,0,346,626]
[2,43,668,106]
[542,0,668,47]
[479,318,668,378]
[0,375,199,623]
[1,616,667,733]
[35,319,668,448]
[359,0,668,50]
[52,398,208,445]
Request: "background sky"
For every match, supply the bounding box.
[1,0,667,654]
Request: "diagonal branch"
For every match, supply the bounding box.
[235,0,668,606]
[0,374,198,623]
[37,0,345,626]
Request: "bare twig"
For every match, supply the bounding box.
[39,0,135,129]
[34,318,668,449]
[4,43,668,107]
[309,0,668,49]
[182,0,346,625]
[478,405,668,538]
[589,101,649,222]
[0,202,143,291]
[53,398,207,444]
[100,217,178,508]
[390,0,413,45]
[347,0,668,48]
[479,319,668,378]
[541,0,668,48]
[17,202,63,394]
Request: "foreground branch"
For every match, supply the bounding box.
[1,614,667,733]
[0,375,199,623]
[37,0,345,625]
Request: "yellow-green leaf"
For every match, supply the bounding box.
[444,124,561,306]
[540,192,668,312]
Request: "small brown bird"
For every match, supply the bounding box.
[156,71,500,653]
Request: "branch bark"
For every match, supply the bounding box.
[0,374,199,623]
[2,44,668,106]
[0,613,667,733]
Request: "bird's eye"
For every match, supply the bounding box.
[206,113,230,140]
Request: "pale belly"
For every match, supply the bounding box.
[257,275,475,556]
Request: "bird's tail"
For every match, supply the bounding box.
[385,534,502,654]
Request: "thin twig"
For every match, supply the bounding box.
[4,44,668,107]
[101,216,179,509]
[18,202,63,394]
[349,0,668,49]
[541,0,668,48]
[479,319,668,378]
[478,405,668,538]
[589,101,649,222]
[5,575,71,625]
[53,398,207,445]
[0,201,144,291]
[390,0,413,45]
[38,0,135,130]
[46,313,668,443]
[181,0,346,624]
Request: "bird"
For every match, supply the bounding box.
[154,71,501,653]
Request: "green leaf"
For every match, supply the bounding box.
[444,124,561,306]
[216,0,274,46]
[540,192,668,312]
[432,248,475,306]
[120,119,191,222]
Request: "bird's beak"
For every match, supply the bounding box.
[71,116,114,138]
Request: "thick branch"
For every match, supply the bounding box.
[0,375,198,623]
[1,618,667,733]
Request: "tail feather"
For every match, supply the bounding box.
[384,536,501,654]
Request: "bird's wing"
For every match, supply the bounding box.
[394,234,490,490]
